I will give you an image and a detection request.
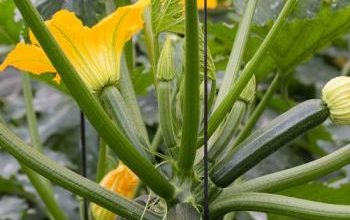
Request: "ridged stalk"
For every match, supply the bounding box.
[177,0,200,175]
[210,192,350,219]
[223,143,350,194]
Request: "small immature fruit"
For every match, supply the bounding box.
[322,76,350,125]
[210,99,329,187]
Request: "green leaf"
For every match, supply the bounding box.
[209,3,350,80]
[0,0,22,45]
[151,0,184,35]
[253,4,350,79]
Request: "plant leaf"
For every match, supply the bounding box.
[151,0,184,35]
[0,0,22,45]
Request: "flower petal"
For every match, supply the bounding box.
[89,0,147,83]
[0,43,55,74]
[91,163,139,220]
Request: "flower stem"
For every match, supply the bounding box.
[21,74,68,220]
[96,139,108,182]
[208,101,247,161]
[210,192,350,219]
[0,122,162,220]
[21,74,42,151]
[208,0,297,140]
[14,0,175,200]
[151,126,163,152]
[177,0,200,175]
[222,143,350,194]
[232,74,280,146]
[143,6,158,84]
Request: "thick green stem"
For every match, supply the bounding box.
[14,0,175,200]
[0,122,161,220]
[177,0,200,175]
[233,74,280,146]
[210,192,350,219]
[214,0,258,108]
[223,143,350,194]
[208,0,297,140]
[119,57,149,146]
[21,74,68,220]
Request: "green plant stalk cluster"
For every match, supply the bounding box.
[13,0,175,201]
[2,0,350,219]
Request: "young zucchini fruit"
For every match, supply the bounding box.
[210,99,329,187]
[211,76,350,187]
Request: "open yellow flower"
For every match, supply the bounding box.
[91,162,139,220]
[0,0,149,92]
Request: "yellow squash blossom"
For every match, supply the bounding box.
[0,0,149,92]
[91,162,139,220]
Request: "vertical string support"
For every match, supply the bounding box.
[80,112,89,220]
[203,0,209,218]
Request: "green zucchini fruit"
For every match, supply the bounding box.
[210,99,329,187]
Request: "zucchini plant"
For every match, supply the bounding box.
[1,0,350,220]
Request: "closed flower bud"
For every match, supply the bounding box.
[91,163,139,220]
[156,37,176,81]
[322,76,350,125]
